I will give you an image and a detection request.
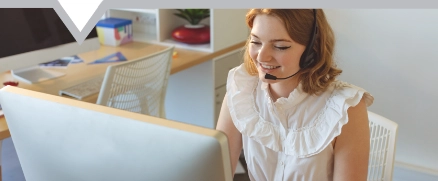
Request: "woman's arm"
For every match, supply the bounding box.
[333,97,370,181]
[216,93,243,176]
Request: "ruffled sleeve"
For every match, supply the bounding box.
[226,64,263,137]
[226,64,374,157]
[283,81,374,157]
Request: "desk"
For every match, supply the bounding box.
[0,41,246,141]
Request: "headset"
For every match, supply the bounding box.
[299,9,318,69]
[264,9,320,80]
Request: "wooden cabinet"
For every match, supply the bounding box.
[164,47,244,129]
[104,9,249,129]
[213,48,245,124]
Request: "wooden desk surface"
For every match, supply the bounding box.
[0,41,245,140]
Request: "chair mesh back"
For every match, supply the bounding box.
[97,46,174,118]
[367,111,398,181]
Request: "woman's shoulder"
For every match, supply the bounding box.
[327,80,374,107]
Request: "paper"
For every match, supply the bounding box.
[39,55,84,68]
[88,52,127,65]
[39,58,71,68]
[69,55,85,64]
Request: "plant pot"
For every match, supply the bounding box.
[171,24,210,44]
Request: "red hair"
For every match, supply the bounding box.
[243,9,342,95]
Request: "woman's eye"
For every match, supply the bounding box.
[250,41,261,45]
[275,46,291,50]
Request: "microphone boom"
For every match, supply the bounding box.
[265,69,300,80]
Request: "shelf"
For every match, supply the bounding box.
[112,9,157,14]
[161,39,212,52]
[105,9,248,53]
[133,34,212,52]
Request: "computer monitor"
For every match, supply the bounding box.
[0,86,233,181]
[0,8,100,84]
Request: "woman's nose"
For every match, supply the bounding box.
[257,46,272,62]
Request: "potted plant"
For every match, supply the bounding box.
[171,9,211,44]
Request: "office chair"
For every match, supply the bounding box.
[96,46,174,118]
[367,111,398,181]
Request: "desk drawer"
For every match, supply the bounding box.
[214,48,244,88]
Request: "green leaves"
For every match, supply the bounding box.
[174,9,210,25]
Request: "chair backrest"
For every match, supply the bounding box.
[367,111,398,181]
[96,46,174,118]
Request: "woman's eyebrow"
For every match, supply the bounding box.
[250,34,292,43]
[250,34,259,39]
[270,39,292,43]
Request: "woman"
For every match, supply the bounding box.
[216,9,374,181]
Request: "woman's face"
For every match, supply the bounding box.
[249,14,306,84]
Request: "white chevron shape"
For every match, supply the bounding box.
[58,0,103,32]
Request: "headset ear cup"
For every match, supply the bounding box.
[300,50,316,69]
[299,9,318,69]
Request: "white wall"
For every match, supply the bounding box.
[324,9,438,174]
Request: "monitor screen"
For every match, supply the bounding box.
[0,8,97,59]
[0,8,100,83]
[0,86,233,181]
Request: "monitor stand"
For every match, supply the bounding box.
[11,66,66,84]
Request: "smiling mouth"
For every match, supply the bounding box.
[260,63,280,69]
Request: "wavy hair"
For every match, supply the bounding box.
[243,9,342,95]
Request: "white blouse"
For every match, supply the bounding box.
[226,64,374,181]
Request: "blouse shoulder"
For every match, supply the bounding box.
[331,80,374,107]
